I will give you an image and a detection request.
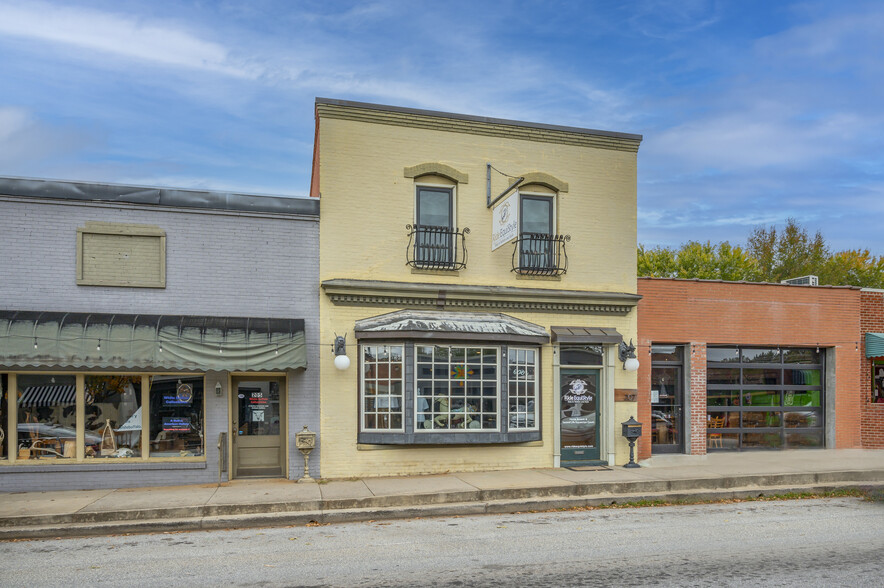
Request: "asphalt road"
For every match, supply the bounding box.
[1,497,882,587]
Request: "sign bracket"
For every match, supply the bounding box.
[487,163,524,208]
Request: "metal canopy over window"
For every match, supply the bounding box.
[0,311,307,371]
[355,310,549,344]
[866,333,884,358]
[550,326,623,345]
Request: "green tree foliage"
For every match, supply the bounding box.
[638,241,758,281]
[746,218,829,283]
[820,250,884,289]
[639,218,883,288]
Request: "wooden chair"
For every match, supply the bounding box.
[708,415,725,449]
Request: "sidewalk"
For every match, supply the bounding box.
[2,449,883,539]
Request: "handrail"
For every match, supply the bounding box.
[406,224,470,271]
[512,232,570,276]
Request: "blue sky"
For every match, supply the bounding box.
[0,0,881,255]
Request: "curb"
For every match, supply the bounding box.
[2,468,882,530]
[2,480,882,540]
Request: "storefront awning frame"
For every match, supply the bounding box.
[867,333,884,358]
[550,326,624,344]
[355,309,550,344]
[0,311,307,372]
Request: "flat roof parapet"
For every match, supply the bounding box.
[0,176,319,216]
[315,97,642,153]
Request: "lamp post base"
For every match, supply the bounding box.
[623,439,641,468]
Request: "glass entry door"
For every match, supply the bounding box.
[651,366,683,453]
[232,377,285,478]
[560,369,601,463]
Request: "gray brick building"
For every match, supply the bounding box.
[0,177,320,491]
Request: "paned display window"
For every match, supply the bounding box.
[706,347,824,450]
[508,348,538,430]
[357,341,543,443]
[416,345,498,431]
[362,345,404,431]
[86,375,142,458]
[16,374,77,460]
[873,360,884,403]
[3,372,205,463]
[1,374,7,460]
[148,376,204,457]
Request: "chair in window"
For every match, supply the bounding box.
[708,415,725,449]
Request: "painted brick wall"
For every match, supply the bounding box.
[316,107,640,476]
[861,290,884,448]
[0,196,320,490]
[636,278,862,459]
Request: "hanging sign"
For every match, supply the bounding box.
[491,191,519,251]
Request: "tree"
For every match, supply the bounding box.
[820,250,884,289]
[637,241,758,281]
[746,218,829,283]
[639,218,884,288]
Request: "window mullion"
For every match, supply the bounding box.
[75,373,85,461]
[141,374,150,459]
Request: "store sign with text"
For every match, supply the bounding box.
[491,191,519,251]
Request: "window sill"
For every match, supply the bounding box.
[357,431,541,445]
[515,273,562,281]
[411,267,461,276]
[0,459,207,473]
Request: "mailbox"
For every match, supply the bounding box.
[295,426,316,450]
[622,416,642,441]
[621,416,642,469]
[295,425,317,483]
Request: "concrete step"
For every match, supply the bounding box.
[2,478,882,540]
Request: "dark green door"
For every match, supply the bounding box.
[560,369,601,464]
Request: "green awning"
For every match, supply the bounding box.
[867,333,884,358]
[0,311,306,371]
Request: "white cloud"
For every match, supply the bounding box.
[0,1,256,78]
[0,106,95,169]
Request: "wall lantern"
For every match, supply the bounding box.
[215,382,223,397]
[333,334,350,371]
[619,339,640,372]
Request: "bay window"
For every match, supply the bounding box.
[358,342,541,444]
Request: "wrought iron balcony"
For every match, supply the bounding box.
[406,224,470,271]
[512,232,570,276]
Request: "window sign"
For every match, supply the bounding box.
[162,416,191,432]
[651,389,660,403]
[491,191,519,251]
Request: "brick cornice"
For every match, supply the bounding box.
[316,102,641,153]
[321,278,640,315]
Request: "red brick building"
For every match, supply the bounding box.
[861,289,884,448]
[636,278,864,460]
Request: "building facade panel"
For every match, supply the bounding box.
[316,99,642,477]
[0,188,320,490]
[636,278,862,460]
[861,290,884,448]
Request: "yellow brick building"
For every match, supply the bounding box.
[313,98,642,477]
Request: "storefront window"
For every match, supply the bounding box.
[416,345,497,430]
[16,374,77,460]
[508,348,537,430]
[1,374,7,460]
[362,345,404,431]
[148,376,204,457]
[707,346,824,451]
[560,345,603,366]
[85,375,142,458]
[874,361,884,403]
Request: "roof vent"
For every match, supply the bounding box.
[781,275,819,286]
